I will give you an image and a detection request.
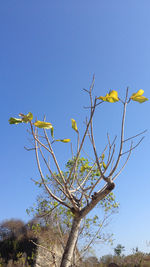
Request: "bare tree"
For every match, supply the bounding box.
[9,78,148,267]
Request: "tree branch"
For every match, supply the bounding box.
[108,87,128,178]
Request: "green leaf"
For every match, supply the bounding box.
[9,112,33,125]
[101,153,105,160]
[55,139,71,143]
[34,121,53,129]
[51,127,54,138]
[80,163,91,172]
[71,118,78,132]
[103,162,106,169]
[19,112,33,122]
[9,117,23,124]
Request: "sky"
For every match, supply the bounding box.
[0,0,150,258]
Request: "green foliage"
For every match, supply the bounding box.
[27,157,119,253]
[9,86,148,266]
[19,112,33,122]
[114,244,125,256]
[50,126,54,138]
[9,117,23,124]
[9,112,72,144]
[9,112,33,125]
[0,219,37,266]
[100,192,119,212]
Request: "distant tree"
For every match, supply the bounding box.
[0,219,37,266]
[114,244,125,257]
[132,246,139,254]
[82,256,99,266]
[100,254,113,265]
[9,77,148,267]
[0,219,26,240]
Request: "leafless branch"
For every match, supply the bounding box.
[112,142,133,181]
[67,98,97,184]
[108,87,129,178]
[38,144,66,192]
[33,128,71,210]
[35,203,60,218]
[77,214,112,262]
[24,146,35,151]
[30,240,59,267]
[123,129,147,143]
[44,129,66,185]
[121,137,145,156]
[42,129,80,210]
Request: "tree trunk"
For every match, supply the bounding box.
[60,216,81,267]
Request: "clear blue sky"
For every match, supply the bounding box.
[1,0,150,258]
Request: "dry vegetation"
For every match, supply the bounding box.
[0,219,150,267]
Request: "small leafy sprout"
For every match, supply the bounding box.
[130,89,148,103]
[19,112,33,122]
[9,112,33,124]
[71,118,78,133]
[102,162,107,169]
[51,126,54,139]
[97,90,119,103]
[9,117,23,124]
[101,153,105,160]
[9,113,71,143]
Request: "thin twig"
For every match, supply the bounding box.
[121,137,145,156]
[108,87,128,178]
[38,144,66,192]
[43,129,79,210]
[24,146,36,151]
[113,142,133,181]
[123,129,147,143]
[33,127,71,210]
[30,240,59,267]
[67,98,97,183]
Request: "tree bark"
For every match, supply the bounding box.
[60,216,81,267]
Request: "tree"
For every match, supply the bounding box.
[9,77,148,267]
[0,219,37,266]
[0,219,25,241]
[114,244,125,257]
[26,156,118,263]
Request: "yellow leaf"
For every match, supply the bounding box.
[55,139,71,143]
[34,121,53,129]
[130,90,148,103]
[19,112,33,122]
[71,119,78,132]
[103,162,107,169]
[131,89,144,97]
[97,90,119,103]
[80,165,85,172]
[80,163,91,172]
[132,96,148,103]
[101,153,105,160]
